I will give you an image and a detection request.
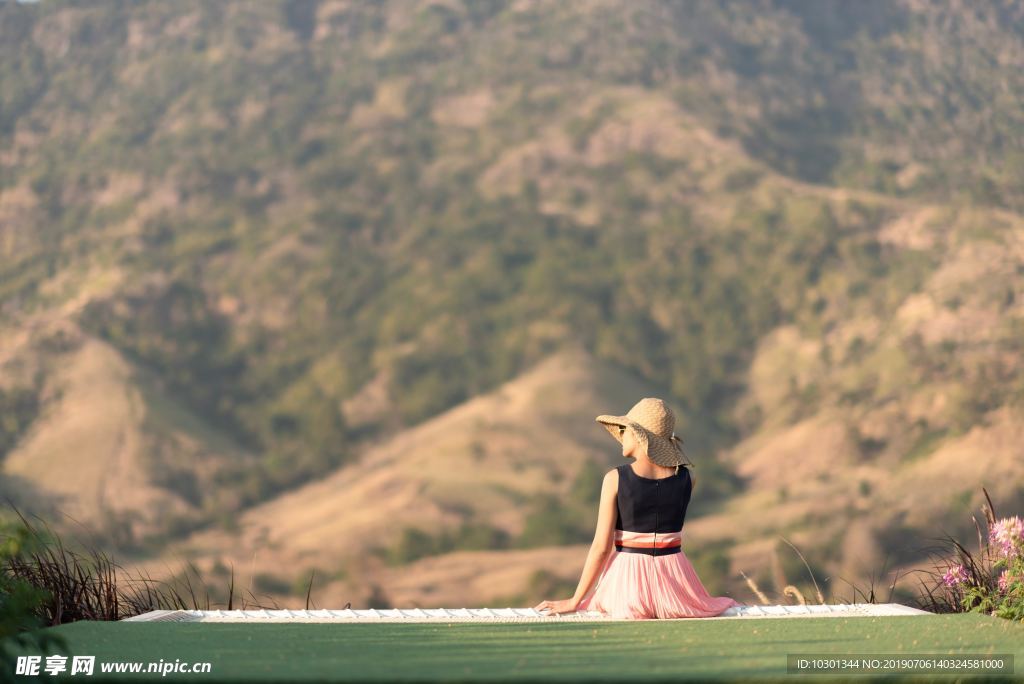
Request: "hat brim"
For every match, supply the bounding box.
[595,415,694,468]
[595,415,633,445]
[645,431,693,467]
[662,433,694,468]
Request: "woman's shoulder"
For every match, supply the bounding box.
[601,466,621,494]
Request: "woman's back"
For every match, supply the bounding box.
[613,463,693,556]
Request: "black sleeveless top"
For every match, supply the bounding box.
[614,463,693,556]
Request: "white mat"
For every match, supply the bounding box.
[123,603,930,623]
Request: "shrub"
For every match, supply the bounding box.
[0,516,68,668]
[514,494,590,548]
[914,489,1024,621]
[382,522,512,566]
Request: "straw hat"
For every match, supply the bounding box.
[595,397,694,468]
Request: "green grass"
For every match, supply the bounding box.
[4,614,1023,682]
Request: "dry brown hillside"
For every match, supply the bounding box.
[123,329,1024,610]
[0,314,256,543]
[123,343,686,605]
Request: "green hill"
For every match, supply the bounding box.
[0,0,1022,590]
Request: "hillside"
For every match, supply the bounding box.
[0,0,1023,607]
[0,314,258,544]
[123,344,708,607]
[127,342,1024,609]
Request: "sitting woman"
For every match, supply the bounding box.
[535,397,742,619]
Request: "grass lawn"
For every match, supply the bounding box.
[4,614,1023,683]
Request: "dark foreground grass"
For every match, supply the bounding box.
[3,614,1023,683]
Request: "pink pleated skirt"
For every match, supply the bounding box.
[575,548,742,619]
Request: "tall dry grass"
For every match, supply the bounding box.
[0,503,288,625]
[740,535,901,606]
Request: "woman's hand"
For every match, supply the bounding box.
[534,597,580,615]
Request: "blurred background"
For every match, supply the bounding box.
[0,0,1022,611]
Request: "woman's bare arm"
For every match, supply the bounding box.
[534,469,618,614]
[570,469,619,605]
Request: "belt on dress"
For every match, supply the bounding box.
[613,529,683,556]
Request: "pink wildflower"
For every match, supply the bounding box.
[998,569,1022,594]
[942,563,969,588]
[989,516,1024,558]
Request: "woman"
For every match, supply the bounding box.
[534,397,742,619]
